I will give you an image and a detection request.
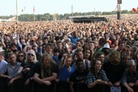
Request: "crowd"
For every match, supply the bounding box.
[0,14,138,92]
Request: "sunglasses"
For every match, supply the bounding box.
[28,53,34,56]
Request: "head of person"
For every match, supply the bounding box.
[75,49,83,60]
[75,58,83,71]
[88,41,95,50]
[92,59,102,72]
[10,43,18,52]
[84,48,91,60]
[118,41,126,51]
[30,37,36,45]
[64,54,72,67]
[53,47,60,57]
[26,49,37,63]
[121,55,131,64]
[37,39,43,47]
[122,45,132,56]
[12,49,19,57]
[17,51,26,62]
[99,38,106,47]
[9,52,17,64]
[45,43,54,55]
[72,31,78,38]
[40,53,56,78]
[41,53,55,67]
[95,52,105,65]
[101,43,111,56]
[20,38,26,45]
[32,45,38,53]
[126,59,136,73]
[108,50,121,65]
[104,32,109,40]
[57,40,63,50]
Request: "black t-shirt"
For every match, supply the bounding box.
[34,62,58,79]
[103,61,125,84]
[69,70,88,92]
[21,62,36,80]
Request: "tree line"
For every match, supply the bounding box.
[0,10,137,21]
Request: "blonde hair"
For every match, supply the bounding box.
[25,49,38,63]
[40,53,56,78]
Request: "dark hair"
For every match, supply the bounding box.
[75,58,83,65]
[91,59,103,72]
[99,38,106,46]
[17,51,26,62]
[10,43,17,48]
[53,47,60,53]
[95,52,105,59]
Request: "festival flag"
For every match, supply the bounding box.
[21,7,26,12]
[132,8,137,13]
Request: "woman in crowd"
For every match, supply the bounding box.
[16,51,26,63]
[86,59,109,92]
[94,52,106,65]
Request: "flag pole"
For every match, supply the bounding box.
[33,6,35,21]
[16,0,18,22]
[71,5,73,16]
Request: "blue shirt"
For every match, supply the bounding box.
[69,36,80,45]
[59,65,75,81]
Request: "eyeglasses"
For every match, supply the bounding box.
[28,53,34,56]
[19,55,24,57]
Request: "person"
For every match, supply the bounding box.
[68,31,81,45]
[87,41,96,58]
[58,54,75,92]
[0,47,8,92]
[121,54,131,68]
[16,51,26,63]
[121,59,138,92]
[17,49,38,92]
[43,43,59,64]
[0,53,22,92]
[83,48,92,71]
[86,59,109,92]
[69,58,88,92]
[103,50,126,92]
[0,46,7,73]
[95,52,106,65]
[33,53,58,92]
[72,49,91,71]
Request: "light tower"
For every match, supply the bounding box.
[117,0,122,20]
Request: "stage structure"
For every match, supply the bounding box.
[117,0,122,20]
[69,15,108,23]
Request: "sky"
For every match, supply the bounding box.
[0,0,138,16]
